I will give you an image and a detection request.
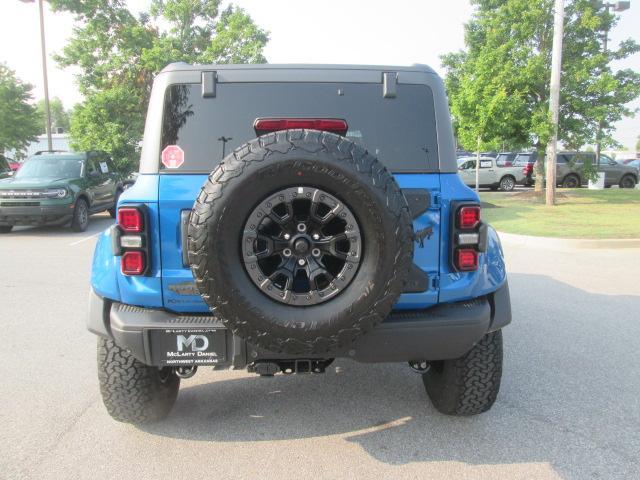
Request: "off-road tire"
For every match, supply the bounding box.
[108,189,122,218]
[499,175,516,191]
[188,129,414,355]
[561,174,580,189]
[0,225,12,234]
[71,198,90,232]
[422,330,503,416]
[97,338,180,424]
[619,175,637,189]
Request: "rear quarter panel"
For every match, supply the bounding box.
[438,174,507,302]
[91,174,164,307]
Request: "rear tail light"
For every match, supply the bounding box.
[458,206,480,229]
[254,118,348,136]
[118,207,144,232]
[451,203,485,272]
[456,249,478,271]
[115,205,149,276]
[523,164,533,175]
[121,251,146,275]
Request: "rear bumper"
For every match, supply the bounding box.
[0,203,73,226]
[88,282,511,367]
[518,176,534,186]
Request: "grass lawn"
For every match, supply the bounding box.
[479,188,640,239]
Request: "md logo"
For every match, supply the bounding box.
[176,334,209,352]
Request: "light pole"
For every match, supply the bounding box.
[19,0,53,151]
[595,1,630,164]
[545,0,565,206]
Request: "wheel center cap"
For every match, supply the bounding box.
[294,238,310,255]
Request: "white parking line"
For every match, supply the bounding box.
[68,232,101,246]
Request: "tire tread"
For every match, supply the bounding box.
[97,338,179,424]
[423,330,503,416]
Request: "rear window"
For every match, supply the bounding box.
[495,153,513,166]
[160,82,438,173]
[513,154,534,167]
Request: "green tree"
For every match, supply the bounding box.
[443,0,640,190]
[51,0,269,172]
[69,86,146,169]
[36,97,70,134]
[0,64,40,156]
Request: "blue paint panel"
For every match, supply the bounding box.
[91,171,507,311]
[438,173,507,302]
[393,173,440,310]
[91,174,164,307]
[116,175,164,307]
[158,175,209,312]
[91,229,121,301]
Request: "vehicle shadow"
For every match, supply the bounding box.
[6,212,113,239]
[140,273,640,479]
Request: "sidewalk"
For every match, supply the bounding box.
[497,231,640,249]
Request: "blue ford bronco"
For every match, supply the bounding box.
[88,63,511,424]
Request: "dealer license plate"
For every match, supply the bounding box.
[149,328,227,366]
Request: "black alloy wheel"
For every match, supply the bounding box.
[242,186,362,306]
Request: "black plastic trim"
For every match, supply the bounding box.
[93,294,505,366]
[201,71,216,97]
[382,71,397,98]
[402,188,431,219]
[180,210,190,267]
[403,263,429,293]
[488,281,511,332]
[110,224,122,256]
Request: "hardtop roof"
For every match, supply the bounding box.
[160,62,437,75]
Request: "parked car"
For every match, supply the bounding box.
[511,152,537,186]
[495,152,517,167]
[0,151,124,233]
[1,154,22,172]
[87,63,511,424]
[122,171,138,189]
[619,158,639,165]
[9,160,22,171]
[533,152,638,188]
[457,156,524,191]
[0,155,13,179]
[624,159,640,174]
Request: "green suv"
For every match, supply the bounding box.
[0,151,123,233]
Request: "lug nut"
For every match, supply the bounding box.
[312,233,320,240]
[312,248,321,257]
[298,258,306,266]
[283,233,291,240]
[297,223,306,233]
[283,248,292,257]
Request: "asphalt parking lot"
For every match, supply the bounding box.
[1,212,639,480]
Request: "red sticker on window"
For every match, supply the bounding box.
[161,145,184,169]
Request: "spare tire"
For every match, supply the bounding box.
[188,129,413,355]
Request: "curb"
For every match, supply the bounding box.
[497,231,640,250]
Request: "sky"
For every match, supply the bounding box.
[0,0,638,149]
